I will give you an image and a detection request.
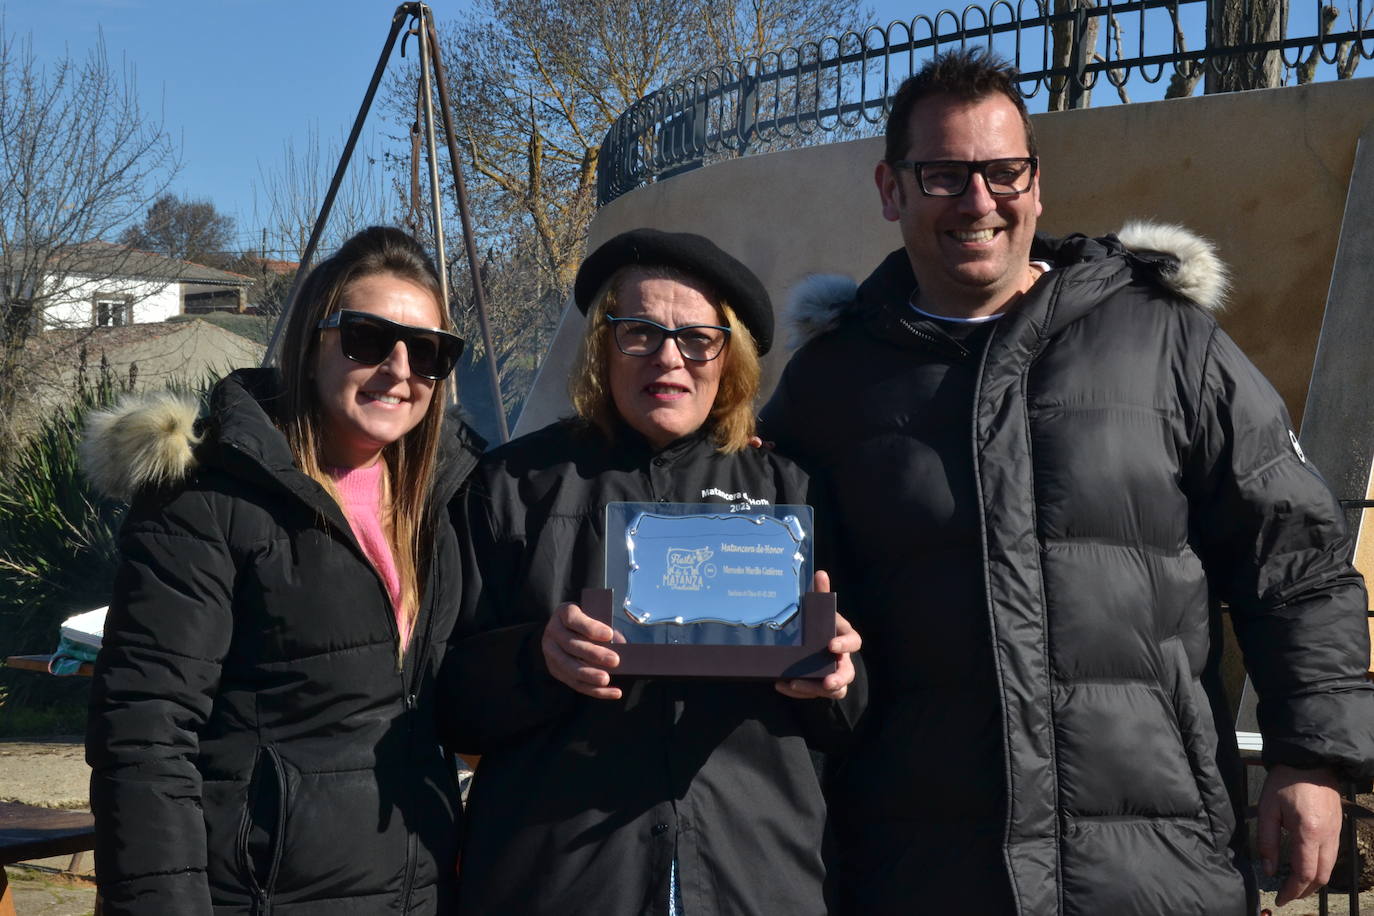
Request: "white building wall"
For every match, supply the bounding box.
[41,274,181,329]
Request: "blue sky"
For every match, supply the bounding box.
[5,0,438,254]
[0,0,1323,255]
[1,0,1012,254]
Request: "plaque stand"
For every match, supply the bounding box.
[582,588,838,680]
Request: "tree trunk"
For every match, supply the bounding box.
[1049,0,1101,111]
[1206,0,1287,93]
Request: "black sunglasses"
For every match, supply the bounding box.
[317,310,465,380]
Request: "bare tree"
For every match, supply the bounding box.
[1164,7,1206,100]
[1296,4,1370,83]
[0,27,178,455]
[250,125,398,269]
[393,0,870,427]
[120,193,236,268]
[240,125,400,333]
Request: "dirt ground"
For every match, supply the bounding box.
[0,739,90,809]
[1,738,96,915]
[1,738,1370,915]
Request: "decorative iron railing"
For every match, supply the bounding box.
[597,0,1373,205]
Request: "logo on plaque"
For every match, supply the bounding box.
[662,547,714,591]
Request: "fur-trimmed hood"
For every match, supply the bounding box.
[81,391,203,503]
[80,369,487,505]
[784,221,1230,350]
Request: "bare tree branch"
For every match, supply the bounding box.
[1336,4,1371,79]
[0,26,180,453]
[383,0,872,429]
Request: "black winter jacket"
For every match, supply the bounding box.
[761,223,1374,915]
[85,369,482,916]
[448,419,864,916]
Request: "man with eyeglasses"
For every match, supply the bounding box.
[761,49,1372,915]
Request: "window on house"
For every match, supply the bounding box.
[95,298,132,327]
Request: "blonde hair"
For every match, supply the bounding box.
[569,265,760,453]
[276,227,453,639]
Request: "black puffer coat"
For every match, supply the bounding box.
[761,223,1374,915]
[447,420,864,916]
[85,369,482,915]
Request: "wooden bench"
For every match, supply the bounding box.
[3,655,94,678]
[0,802,99,916]
[1,658,99,913]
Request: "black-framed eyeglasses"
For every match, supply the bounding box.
[890,157,1038,197]
[317,309,465,380]
[605,315,731,362]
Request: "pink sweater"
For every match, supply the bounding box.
[330,462,411,652]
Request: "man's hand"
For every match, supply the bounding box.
[542,602,624,700]
[1257,764,1343,907]
[775,570,861,700]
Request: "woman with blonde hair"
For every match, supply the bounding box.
[449,228,863,915]
[83,226,482,915]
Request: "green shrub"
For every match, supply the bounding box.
[0,383,126,715]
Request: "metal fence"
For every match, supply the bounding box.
[597,0,1373,205]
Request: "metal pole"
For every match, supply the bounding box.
[422,10,510,443]
[416,12,450,322]
[262,4,418,366]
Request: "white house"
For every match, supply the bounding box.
[34,242,256,329]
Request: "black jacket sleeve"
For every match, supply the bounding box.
[438,483,573,754]
[758,356,822,470]
[86,487,235,915]
[1188,326,1374,780]
[782,457,869,753]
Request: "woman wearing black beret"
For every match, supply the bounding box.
[447,228,864,914]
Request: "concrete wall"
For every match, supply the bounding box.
[521,76,1374,440]
[14,320,263,441]
[77,320,264,387]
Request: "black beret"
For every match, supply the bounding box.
[573,228,774,355]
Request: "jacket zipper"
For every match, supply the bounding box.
[262,746,286,902]
[896,315,972,358]
[401,829,419,913]
[238,746,286,916]
[399,537,444,912]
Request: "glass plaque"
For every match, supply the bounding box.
[585,502,836,679]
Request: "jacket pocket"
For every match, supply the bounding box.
[236,746,287,912]
[1160,637,1234,850]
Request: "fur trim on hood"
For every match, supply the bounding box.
[784,222,1229,350]
[81,392,202,502]
[1115,220,1230,312]
[784,274,860,351]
